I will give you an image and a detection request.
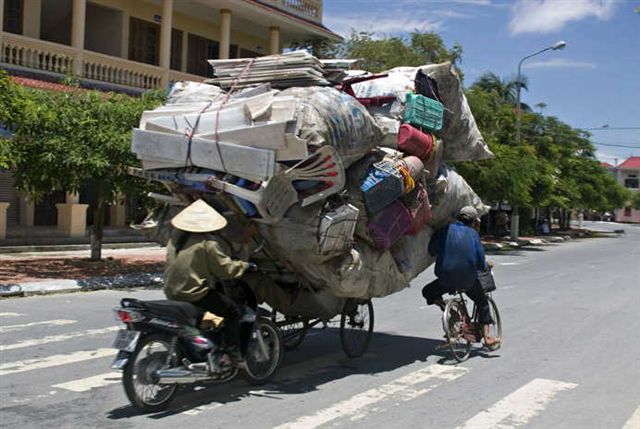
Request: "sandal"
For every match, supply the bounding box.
[484,339,501,351]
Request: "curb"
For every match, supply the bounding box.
[0,242,159,254]
[0,272,163,298]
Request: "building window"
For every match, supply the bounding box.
[128,17,159,66]
[230,44,239,59]
[624,207,632,217]
[170,28,182,71]
[3,0,23,35]
[625,175,639,189]
[187,34,219,77]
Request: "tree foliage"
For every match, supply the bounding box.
[0,71,164,258]
[458,74,629,222]
[291,30,462,74]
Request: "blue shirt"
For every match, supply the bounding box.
[429,221,487,289]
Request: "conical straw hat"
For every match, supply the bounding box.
[171,199,227,233]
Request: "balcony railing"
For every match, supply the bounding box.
[1,32,203,91]
[262,0,323,23]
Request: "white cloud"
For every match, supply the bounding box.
[432,10,474,19]
[509,0,617,35]
[523,58,597,69]
[324,13,443,37]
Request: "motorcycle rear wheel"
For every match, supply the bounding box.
[123,334,179,413]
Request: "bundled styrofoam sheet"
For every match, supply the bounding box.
[131,128,276,182]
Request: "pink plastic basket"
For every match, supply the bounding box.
[367,200,413,250]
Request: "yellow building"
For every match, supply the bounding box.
[0,0,339,241]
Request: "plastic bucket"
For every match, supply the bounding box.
[397,124,434,160]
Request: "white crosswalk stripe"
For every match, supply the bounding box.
[0,319,77,333]
[0,326,119,351]
[622,405,640,429]
[274,365,470,429]
[52,372,122,392]
[0,312,25,317]
[455,378,578,429]
[0,348,117,376]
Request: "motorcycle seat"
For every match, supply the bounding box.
[121,298,203,327]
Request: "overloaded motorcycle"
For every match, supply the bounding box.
[110,281,283,412]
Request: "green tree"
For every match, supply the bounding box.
[0,71,164,260]
[291,30,462,73]
[473,72,531,111]
[630,191,640,209]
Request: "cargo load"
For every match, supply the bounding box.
[130,51,490,311]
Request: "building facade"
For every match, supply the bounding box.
[0,0,339,240]
[602,157,640,223]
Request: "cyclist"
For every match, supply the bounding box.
[422,206,500,350]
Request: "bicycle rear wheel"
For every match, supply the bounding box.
[442,300,472,362]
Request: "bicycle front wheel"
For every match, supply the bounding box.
[442,300,472,362]
[485,295,502,345]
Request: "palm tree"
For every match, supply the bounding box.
[472,72,532,111]
[535,102,547,113]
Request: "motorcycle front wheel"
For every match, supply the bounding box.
[243,318,283,385]
[122,334,179,413]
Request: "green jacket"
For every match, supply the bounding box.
[164,232,249,302]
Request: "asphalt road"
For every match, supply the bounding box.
[1,222,639,429]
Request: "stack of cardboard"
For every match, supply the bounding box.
[207,50,329,89]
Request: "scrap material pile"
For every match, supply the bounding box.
[130,50,493,312]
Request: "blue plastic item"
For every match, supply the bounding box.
[233,179,258,217]
[360,161,404,213]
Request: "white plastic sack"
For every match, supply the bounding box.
[429,165,488,228]
[276,87,383,167]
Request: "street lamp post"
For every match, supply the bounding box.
[510,40,567,240]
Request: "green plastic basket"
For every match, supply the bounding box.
[403,93,444,133]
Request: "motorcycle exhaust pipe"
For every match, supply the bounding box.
[155,369,211,384]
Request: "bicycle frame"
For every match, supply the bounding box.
[454,292,483,343]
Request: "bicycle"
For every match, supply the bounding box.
[441,289,502,362]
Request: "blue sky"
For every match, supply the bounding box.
[323,0,640,165]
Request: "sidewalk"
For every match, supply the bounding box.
[0,246,165,297]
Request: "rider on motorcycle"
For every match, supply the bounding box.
[422,206,500,350]
[163,199,257,364]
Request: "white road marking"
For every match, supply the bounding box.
[0,319,77,333]
[183,403,224,416]
[52,372,121,392]
[0,348,117,376]
[455,378,578,429]
[0,312,24,317]
[0,326,120,351]
[622,405,640,429]
[274,365,470,429]
[500,262,521,266]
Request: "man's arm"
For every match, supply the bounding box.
[205,240,250,280]
[473,230,488,270]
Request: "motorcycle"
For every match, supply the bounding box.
[110,283,283,413]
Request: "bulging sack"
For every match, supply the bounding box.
[419,62,494,162]
[277,87,383,168]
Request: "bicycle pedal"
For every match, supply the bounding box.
[435,343,450,350]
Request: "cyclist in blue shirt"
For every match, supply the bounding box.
[422,206,500,349]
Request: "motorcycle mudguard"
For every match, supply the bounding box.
[111,350,132,370]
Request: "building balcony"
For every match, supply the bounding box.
[260,0,324,24]
[0,32,203,91]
